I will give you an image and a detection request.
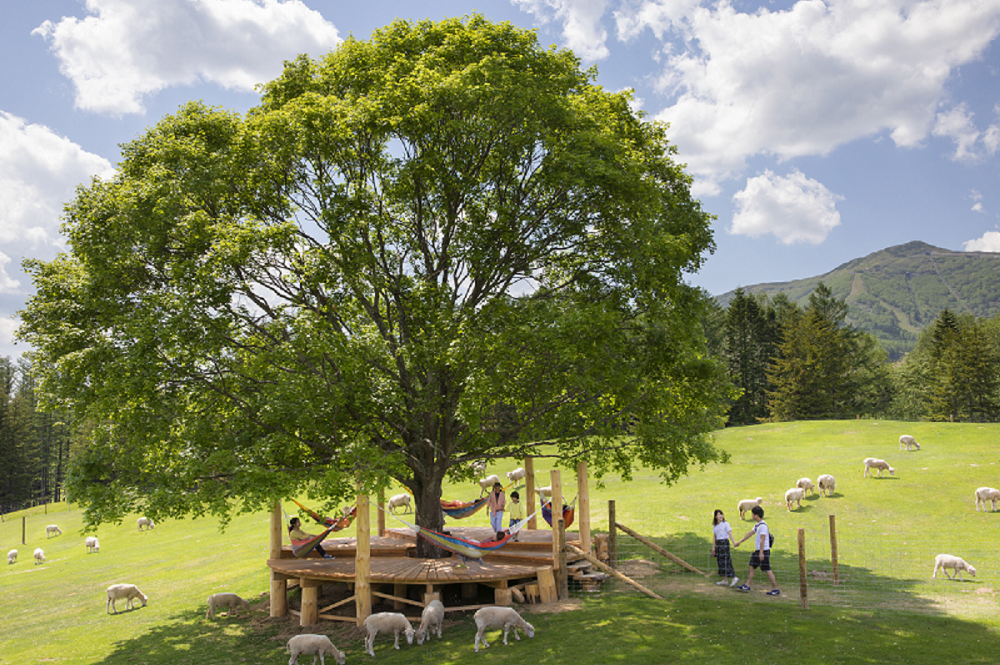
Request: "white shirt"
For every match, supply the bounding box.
[753,520,770,551]
[713,521,732,541]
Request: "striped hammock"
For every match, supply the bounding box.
[440,496,488,519]
[541,496,577,529]
[289,499,358,558]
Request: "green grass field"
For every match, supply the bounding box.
[3,419,1000,664]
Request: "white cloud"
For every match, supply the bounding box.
[963,231,1000,252]
[731,169,843,245]
[0,253,20,292]
[513,0,612,61]
[934,103,1000,161]
[33,0,341,115]
[615,0,1000,192]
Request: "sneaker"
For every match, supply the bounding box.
[323,554,335,559]
[735,584,751,592]
[716,580,728,586]
[730,576,740,587]
[766,589,780,596]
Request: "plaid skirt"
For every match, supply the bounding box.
[715,539,735,577]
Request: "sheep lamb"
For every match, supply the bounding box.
[817,474,836,497]
[473,606,534,653]
[7,548,17,564]
[899,434,921,451]
[363,612,415,657]
[287,634,345,665]
[933,554,976,581]
[85,536,100,553]
[737,497,763,520]
[46,524,62,538]
[975,487,1000,512]
[106,583,148,613]
[137,517,155,531]
[863,458,894,478]
[784,487,806,511]
[386,492,412,515]
[206,592,250,619]
[796,478,815,494]
[33,548,45,565]
[478,474,502,496]
[506,467,526,484]
[416,599,445,645]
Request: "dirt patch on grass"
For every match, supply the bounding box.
[526,598,583,614]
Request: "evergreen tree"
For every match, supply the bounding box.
[724,289,779,425]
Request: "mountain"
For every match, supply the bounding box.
[716,241,1000,358]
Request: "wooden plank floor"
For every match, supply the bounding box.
[269,555,545,584]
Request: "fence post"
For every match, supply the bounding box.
[577,460,591,554]
[557,517,569,600]
[798,527,808,609]
[829,515,839,586]
[608,500,617,569]
[23,516,26,545]
[550,469,563,586]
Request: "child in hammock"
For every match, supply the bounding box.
[288,517,334,559]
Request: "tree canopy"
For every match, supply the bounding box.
[18,16,729,552]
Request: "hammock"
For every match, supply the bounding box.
[541,496,577,529]
[440,496,488,519]
[289,499,358,558]
[387,510,538,560]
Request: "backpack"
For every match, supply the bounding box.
[755,521,775,547]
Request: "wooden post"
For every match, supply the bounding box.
[829,515,839,586]
[393,583,406,610]
[377,490,386,537]
[536,567,557,603]
[525,456,537,530]
[22,515,26,545]
[577,460,591,554]
[355,492,372,626]
[300,580,320,626]
[608,500,617,569]
[798,527,808,609]
[557,518,569,600]
[550,469,563,585]
[269,500,288,617]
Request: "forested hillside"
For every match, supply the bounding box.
[718,241,1000,358]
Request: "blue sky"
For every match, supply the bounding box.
[2,0,999,358]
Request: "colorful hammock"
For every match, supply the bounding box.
[289,499,358,558]
[440,496,488,519]
[387,510,537,559]
[541,496,577,529]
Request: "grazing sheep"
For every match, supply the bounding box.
[85,536,100,553]
[469,460,487,475]
[975,487,1000,512]
[363,612,415,657]
[33,548,45,565]
[205,592,250,619]
[478,474,502,496]
[416,600,445,645]
[137,517,155,531]
[386,493,412,515]
[863,458,894,478]
[106,583,148,614]
[737,497,763,520]
[7,548,17,564]
[817,474,836,497]
[46,524,62,538]
[784,487,806,511]
[796,478,815,494]
[506,467,526,484]
[287,634,345,665]
[899,434,921,451]
[933,554,976,581]
[473,606,534,653]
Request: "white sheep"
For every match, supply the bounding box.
[478,474,502,496]
[975,487,1000,512]
[287,634,346,665]
[796,478,815,494]
[386,493,412,515]
[737,497,763,520]
[784,487,806,511]
[46,524,62,538]
[206,592,250,619]
[933,554,976,581]
[473,606,535,653]
[863,458,894,478]
[899,434,921,451]
[416,599,445,645]
[33,548,45,565]
[85,536,100,553]
[137,517,155,531]
[469,460,487,475]
[106,583,148,614]
[817,474,836,497]
[7,548,17,564]
[506,467,526,484]
[363,612,415,657]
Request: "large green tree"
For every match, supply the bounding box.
[723,288,780,425]
[18,16,729,554]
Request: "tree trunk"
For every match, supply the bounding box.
[413,470,448,560]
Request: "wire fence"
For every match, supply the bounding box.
[571,518,1000,617]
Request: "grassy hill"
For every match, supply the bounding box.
[716,241,1000,358]
[4,420,1000,664]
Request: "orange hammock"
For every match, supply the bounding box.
[289,499,357,558]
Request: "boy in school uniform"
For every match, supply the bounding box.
[734,505,779,595]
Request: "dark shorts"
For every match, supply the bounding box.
[749,550,771,571]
